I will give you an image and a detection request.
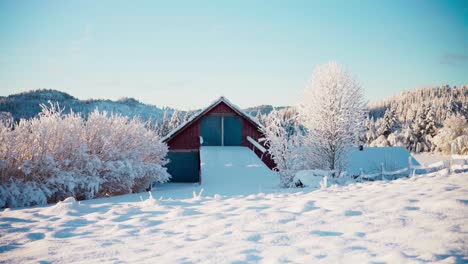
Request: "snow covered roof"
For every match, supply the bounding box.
[162,96,264,143]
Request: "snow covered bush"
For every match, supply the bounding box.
[432,114,468,154]
[263,109,303,187]
[0,180,48,208]
[369,135,390,147]
[0,102,169,208]
[451,135,468,155]
[299,62,367,175]
[83,110,170,196]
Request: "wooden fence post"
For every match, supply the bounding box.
[381,163,385,181]
[449,155,453,174]
[408,156,412,178]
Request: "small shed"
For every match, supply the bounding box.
[162,97,275,182]
[347,146,419,175]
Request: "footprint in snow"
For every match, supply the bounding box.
[278,217,295,224]
[246,233,262,242]
[344,210,363,217]
[311,230,343,237]
[355,232,366,237]
[27,232,45,241]
[349,246,367,251]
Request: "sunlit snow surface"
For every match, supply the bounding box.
[199,146,280,196]
[0,148,467,263]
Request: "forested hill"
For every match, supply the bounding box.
[0,89,175,123]
[369,85,468,125]
[2,85,467,127]
[0,89,285,123]
[244,105,287,116]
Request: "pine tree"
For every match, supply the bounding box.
[158,110,171,137]
[169,110,181,131]
[182,111,193,123]
[381,106,399,137]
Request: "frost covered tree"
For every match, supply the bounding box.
[356,84,468,153]
[0,112,13,128]
[380,106,400,137]
[182,110,194,123]
[263,109,303,187]
[369,85,467,125]
[409,104,438,152]
[300,62,367,175]
[169,110,181,131]
[365,116,378,143]
[158,110,171,137]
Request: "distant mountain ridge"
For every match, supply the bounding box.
[1,85,466,124]
[0,89,285,123]
[0,89,176,123]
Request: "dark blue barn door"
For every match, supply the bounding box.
[201,115,243,146]
[224,116,243,146]
[167,151,200,182]
[201,116,222,146]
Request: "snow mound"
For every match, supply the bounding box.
[295,170,328,188]
[45,197,78,215]
[140,192,161,209]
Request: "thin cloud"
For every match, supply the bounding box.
[439,52,468,66]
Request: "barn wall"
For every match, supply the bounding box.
[166,121,201,150]
[165,100,276,169]
[205,102,233,115]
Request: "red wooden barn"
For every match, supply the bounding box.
[162,97,275,182]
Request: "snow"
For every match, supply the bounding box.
[347,147,419,175]
[246,136,266,153]
[295,170,330,188]
[412,152,451,166]
[199,146,280,196]
[1,171,467,263]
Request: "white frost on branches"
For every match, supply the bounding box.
[263,109,303,187]
[432,114,468,154]
[299,62,367,174]
[0,102,170,208]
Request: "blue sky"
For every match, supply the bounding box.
[0,0,467,110]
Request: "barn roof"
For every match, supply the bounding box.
[161,96,264,143]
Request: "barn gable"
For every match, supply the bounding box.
[163,97,274,182]
[162,97,263,144]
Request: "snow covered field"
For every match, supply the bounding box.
[1,170,467,263]
[412,152,451,166]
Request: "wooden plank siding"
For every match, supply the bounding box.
[165,101,276,170]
